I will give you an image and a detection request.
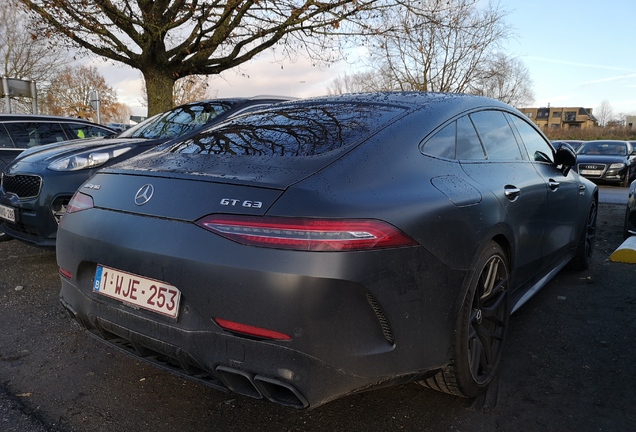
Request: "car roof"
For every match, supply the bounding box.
[280,91,503,107]
[173,96,292,108]
[0,113,107,126]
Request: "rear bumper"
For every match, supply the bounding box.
[56,208,468,408]
[60,284,432,409]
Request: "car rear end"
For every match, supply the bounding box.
[57,163,468,408]
[56,96,477,407]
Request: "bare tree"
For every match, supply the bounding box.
[327,71,393,94]
[17,0,382,116]
[108,102,133,124]
[468,52,535,107]
[41,65,119,123]
[365,0,511,93]
[0,0,65,113]
[174,75,215,106]
[596,100,614,127]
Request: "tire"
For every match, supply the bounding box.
[568,200,597,271]
[0,231,13,242]
[419,241,510,397]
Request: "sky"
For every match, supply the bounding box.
[87,0,636,118]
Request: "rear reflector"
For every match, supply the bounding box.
[59,267,72,279]
[196,215,417,251]
[214,318,292,341]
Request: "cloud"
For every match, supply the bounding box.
[574,73,636,87]
[525,56,636,73]
[212,54,346,99]
[79,52,350,116]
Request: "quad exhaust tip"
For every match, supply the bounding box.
[216,366,309,409]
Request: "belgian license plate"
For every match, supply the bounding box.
[580,169,603,176]
[93,265,181,318]
[0,204,15,223]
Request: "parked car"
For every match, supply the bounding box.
[105,122,133,132]
[0,114,115,241]
[551,140,585,152]
[56,92,598,409]
[0,97,290,247]
[575,140,636,186]
[625,179,636,238]
[0,114,115,172]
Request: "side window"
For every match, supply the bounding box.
[456,116,486,160]
[0,124,14,148]
[507,114,554,164]
[64,123,113,139]
[34,123,68,146]
[421,121,456,159]
[3,122,67,148]
[63,123,87,139]
[470,111,522,160]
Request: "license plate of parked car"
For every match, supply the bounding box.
[93,265,181,318]
[0,204,15,223]
[580,169,603,176]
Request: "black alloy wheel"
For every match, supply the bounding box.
[419,241,510,397]
[568,200,597,270]
[466,249,510,386]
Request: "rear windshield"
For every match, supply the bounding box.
[170,102,407,157]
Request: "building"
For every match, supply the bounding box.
[518,106,597,131]
[626,116,636,129]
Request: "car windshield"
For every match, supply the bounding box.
[170,102,407,157]
[118,101,239,140]
[577,142,627,156]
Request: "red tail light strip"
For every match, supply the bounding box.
[196,215,417,251]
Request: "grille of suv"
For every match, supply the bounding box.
[1,174,42,198]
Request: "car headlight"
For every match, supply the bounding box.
[609,163,626,170]
[48,147,133,171]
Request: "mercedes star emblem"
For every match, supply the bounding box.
[134,184,154,206]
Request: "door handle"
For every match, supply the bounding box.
[504,185,521,201]
[548,179,560,191]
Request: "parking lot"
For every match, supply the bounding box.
[0,193,634,431]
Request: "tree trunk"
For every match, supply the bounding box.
[143,69,176,116]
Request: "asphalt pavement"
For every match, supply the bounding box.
[597,185,629,204]
[0,187,634,431]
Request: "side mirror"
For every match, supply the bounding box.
[554,142,576,176]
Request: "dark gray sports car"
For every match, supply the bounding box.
[56,92,598,409]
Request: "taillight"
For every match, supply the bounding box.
[196,215,417,251]
[66,191,94,214]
